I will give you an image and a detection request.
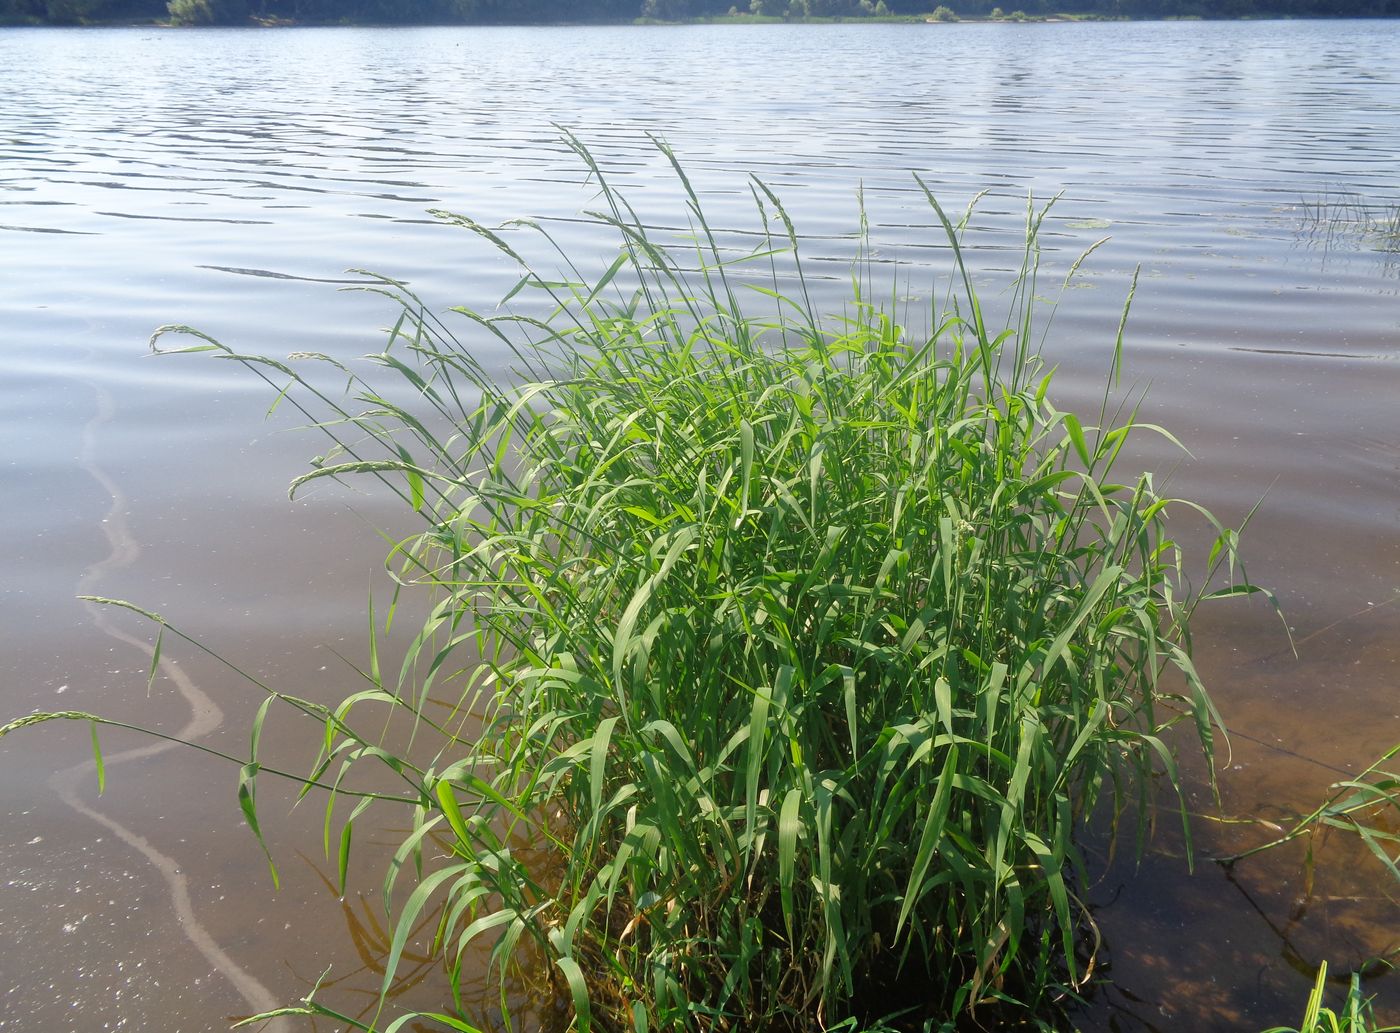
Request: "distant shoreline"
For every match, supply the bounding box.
[4,12,1396,26]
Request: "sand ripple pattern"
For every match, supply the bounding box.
[53,383,292,1033]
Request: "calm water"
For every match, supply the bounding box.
[2,20,1399,1032]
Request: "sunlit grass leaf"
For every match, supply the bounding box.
[238,762,280,890]
[89,719,105,795]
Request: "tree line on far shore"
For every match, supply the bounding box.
[4,0,1394,31]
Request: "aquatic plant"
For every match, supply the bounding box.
[3,134,1269,1031]
[1262,962,1400,1033]
[1222,742,1400,883]
[1296,189,1400,270]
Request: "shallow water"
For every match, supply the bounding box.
[1,20,1398,1031]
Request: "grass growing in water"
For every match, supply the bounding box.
[5,135,1272,1031]
[1261,962,1400,1033]
[1296,188,1400,271]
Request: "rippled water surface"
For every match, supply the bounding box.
[2,20,1398,1032]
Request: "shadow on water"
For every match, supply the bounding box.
[1068,621,1400,1032]
[274,851,448,1033]
[1073,836,1400,1033]
[278,845,570,1033]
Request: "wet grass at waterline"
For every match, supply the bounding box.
[3,135,1279,1032]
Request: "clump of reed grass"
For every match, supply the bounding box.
[6,133,1270,1032]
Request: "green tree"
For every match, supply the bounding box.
[640,0,689,17]
[167,0,211,19]
[45,0,104,21]
[167,0,247,21]
[0,0,45,20]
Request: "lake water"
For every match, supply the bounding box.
[2,19,1398,1032]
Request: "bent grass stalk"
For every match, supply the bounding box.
[3,133,1283,1031]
